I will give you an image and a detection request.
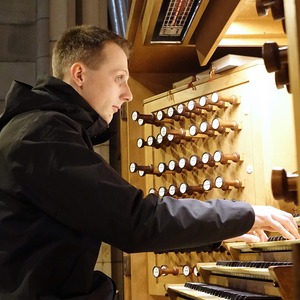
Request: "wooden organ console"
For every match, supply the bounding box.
[122,0,300,299]
[128,59,299,299]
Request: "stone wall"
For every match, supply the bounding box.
[0,0,37,113]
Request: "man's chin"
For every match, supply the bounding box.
[99,114,111,124]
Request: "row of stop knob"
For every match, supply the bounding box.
[148,177,244,197]
[130,151,242,176]
[137,120,241,150]
[152,265,199,278]
[132,93,239,127]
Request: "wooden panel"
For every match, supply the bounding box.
[121,78,155,300]
[141,61,296,209]
[193,0,247,65]
[127,0,288,72]
[221,0,287,46]
[126,61,297,297]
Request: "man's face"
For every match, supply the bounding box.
[78,42,133,124]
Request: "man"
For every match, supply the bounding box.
[0,25,298,300]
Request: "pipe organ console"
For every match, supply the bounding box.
[124,0,300,299]
[128,55,299,298]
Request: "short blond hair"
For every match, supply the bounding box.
[52,25,132,79]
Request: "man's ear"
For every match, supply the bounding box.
[70,63,85,87]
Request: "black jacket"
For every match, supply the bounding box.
[0,76,255,299]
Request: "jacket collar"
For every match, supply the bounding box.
[1,75,115,144]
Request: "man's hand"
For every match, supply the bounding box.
[251,206,299,240]
[225,206,299,243]
[224,230,268,243]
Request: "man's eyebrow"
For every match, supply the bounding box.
[121,69,129,75]
[113,68,129,74]
[111,68,130,79]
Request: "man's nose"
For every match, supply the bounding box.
[124,84,133,102]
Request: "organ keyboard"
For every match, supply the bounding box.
[227,235,300,254]
[197,260,292,281]
[163,236,300,300]
[166,282,282,299]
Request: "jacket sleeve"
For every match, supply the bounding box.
[9,113,255,253]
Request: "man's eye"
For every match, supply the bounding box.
[116,76,124,82]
